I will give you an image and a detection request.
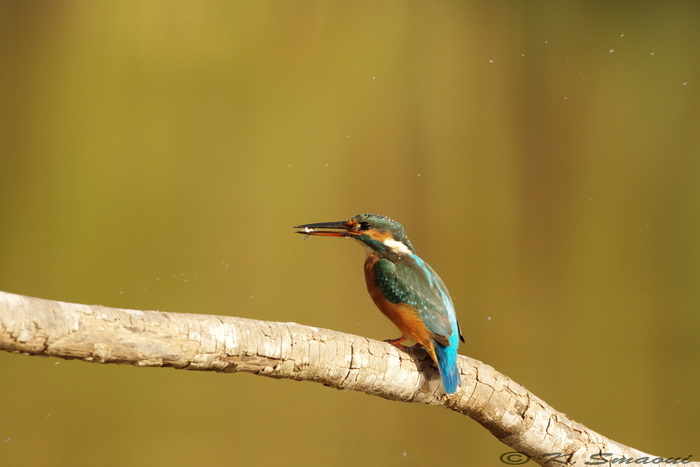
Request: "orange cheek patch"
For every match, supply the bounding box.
[366,230,391,243]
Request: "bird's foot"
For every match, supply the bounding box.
[384,337,409,350]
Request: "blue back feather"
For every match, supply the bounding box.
[375,253,462,393]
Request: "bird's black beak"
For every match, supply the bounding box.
[294,220,352,237]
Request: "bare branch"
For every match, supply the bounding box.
[0,291,691,467]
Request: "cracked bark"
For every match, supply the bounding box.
[0,291,693,467]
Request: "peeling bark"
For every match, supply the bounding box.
[0,291,692,467]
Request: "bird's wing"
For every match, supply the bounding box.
[373,257,455,343]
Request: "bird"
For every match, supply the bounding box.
[294,213,463,394]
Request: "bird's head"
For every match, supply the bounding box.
[295,213,416,256]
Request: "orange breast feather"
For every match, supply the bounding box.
[363,255,438,364]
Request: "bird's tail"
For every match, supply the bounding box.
[434,338,462,394]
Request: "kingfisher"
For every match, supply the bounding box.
[294,213,463,394]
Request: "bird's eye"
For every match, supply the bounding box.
[359,222,371,231]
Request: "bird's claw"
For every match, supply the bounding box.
[384,337,409,350]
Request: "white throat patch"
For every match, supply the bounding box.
[383,238,412,256]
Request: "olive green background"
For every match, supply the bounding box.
[1,2,699,466]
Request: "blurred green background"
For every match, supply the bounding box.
[1,1,699,465]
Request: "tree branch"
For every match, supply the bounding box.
[0,291,691,466]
